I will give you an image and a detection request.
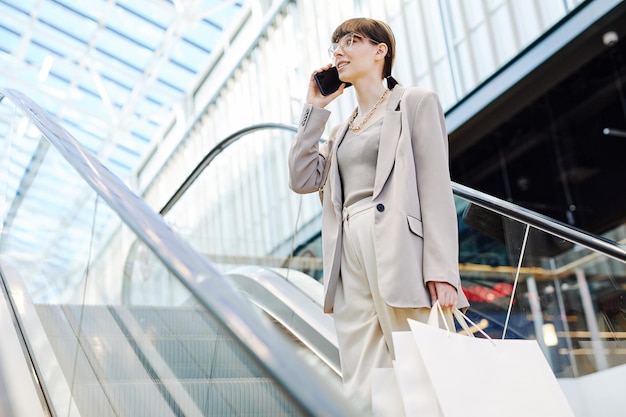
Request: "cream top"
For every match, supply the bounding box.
[336,118,383,208]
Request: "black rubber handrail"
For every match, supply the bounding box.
[453,182,626,264]
[159,123,297,216]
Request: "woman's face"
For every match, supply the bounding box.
[331,32,381,83]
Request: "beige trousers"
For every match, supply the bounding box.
[333,199,431,409]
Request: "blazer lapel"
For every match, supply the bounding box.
[330,122,349,210]
[373,86,404,199]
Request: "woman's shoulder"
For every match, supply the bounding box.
[400,86,439,101]
[396,86,442,113]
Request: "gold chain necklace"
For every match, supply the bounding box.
[349,89,389,132]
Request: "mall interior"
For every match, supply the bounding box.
[0,0,625,415]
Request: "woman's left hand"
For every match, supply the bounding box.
[427,281,458,308]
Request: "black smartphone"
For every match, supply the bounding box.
[314,66,351,96]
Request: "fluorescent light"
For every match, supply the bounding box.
[543,323,559,347]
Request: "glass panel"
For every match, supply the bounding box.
[458,201,626,378]
[160,126,316,278]
[155,119,626,385]
[0,96,353,416]
[149,126,344,383]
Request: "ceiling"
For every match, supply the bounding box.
[0,0,249,178]
[0,0,255,280]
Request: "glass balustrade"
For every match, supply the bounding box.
[153,115,626,385]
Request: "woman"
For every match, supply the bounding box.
[288,18,469,408]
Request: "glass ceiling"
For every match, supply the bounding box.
[0,0,248,177]
[0,0,251,296]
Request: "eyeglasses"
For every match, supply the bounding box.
[328,32,380,59]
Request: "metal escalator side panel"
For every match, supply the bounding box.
[0,262,81,417]
[225,266,340,375]
[0,263,49,417]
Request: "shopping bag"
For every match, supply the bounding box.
[389,304,464,416]
[391,331,442,416]
[371,367,406,417]
[407,309,575,417]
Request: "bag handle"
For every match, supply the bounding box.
[427,226,533,343]
[430,301,494,344]
[429,301,472,336]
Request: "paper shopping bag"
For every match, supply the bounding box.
[391,331,442,417]
[407,318,575,417]
[371,367,406,417]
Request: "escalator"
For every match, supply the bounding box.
[0,88,357,417]
[1,87,626,416]
[37,304,304,416]
[1,263,340,417]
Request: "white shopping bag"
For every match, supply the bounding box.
[371,367,407,417]
[392,331,442,417]
[388,304,456,417]
[406,310,575,417]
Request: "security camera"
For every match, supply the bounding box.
[603,31,618,47]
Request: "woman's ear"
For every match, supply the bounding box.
[375,43,388,61]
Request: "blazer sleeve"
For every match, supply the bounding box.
[288,104,332,194]
[409,90,461,286]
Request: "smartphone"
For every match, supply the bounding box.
[314,66,351,96]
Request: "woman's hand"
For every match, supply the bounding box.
[306,63,346,108]
[427,281,458,308]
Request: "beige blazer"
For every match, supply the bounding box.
[289,86,469,313]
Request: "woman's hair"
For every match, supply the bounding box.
[331,18,399,88]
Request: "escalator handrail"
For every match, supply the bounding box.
[159,122,297,216]
[161,122,626,265]
[0,88,358,417]
[452,182,626,263]
[226,266,341,375]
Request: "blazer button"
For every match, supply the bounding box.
[301,108,311,126]
[376,203,385,212]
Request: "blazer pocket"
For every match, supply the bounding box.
[406,215,424,238]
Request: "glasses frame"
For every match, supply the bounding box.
[328,32,381,59]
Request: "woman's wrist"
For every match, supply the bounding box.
[306,100,327,110]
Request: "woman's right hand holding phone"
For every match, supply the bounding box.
[307,64,346,108]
